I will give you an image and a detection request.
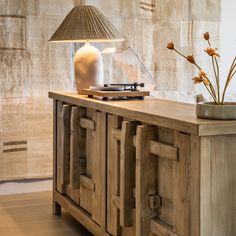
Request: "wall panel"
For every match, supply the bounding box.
[0,0,75,181]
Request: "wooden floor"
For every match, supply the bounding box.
[0,191,92,236]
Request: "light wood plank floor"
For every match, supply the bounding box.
[0,191,92,236]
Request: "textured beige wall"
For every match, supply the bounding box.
[85,0,221,94]
[0,0,221,180]
[0,0,75,180]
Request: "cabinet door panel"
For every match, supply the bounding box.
[107,114,122,236]
[79,109,106,228]
[158,158,174,225]
[80,175,95,214]
[56,101,71,194]
[56,103,106,228]
[172,131,191,236]
[149,129,191,236]
[107,115,138,236]
[92,111,106,228]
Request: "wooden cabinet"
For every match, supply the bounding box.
[50,92,236,236]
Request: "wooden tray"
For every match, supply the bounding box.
[82,89,150,100]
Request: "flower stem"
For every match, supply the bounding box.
[212,57,220,103]
[222,56,236,104]
[204,84,217,103]
[194,62,201,71]
[207,40,211,47]
[173,48,187,59]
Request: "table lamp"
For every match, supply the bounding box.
[49,5,124,93]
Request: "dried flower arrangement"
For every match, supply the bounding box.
[167,32,236,105]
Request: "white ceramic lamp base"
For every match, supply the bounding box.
[74,42,103,94]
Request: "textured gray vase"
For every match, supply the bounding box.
[196,102,236,120]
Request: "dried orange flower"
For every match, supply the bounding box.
[192,76,203,84]
[199,70,207,78]
[192,70,209,85]
[203,32,210,40]
[204,47,220,57]
[192,76,209,86]
[187,55,195,64]
[166,42,174,50]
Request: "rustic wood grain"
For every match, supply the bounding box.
[69,106,86,189]
[187,135,200,236]
[49,92,236,136]
[82,89,150,98]
[56,101,63,193]
[60,104,71,193]
[173,131,190,236]
[80,117,95,130]
[149,140,178,161]
[200,135,236,236]
[107,114,122,236]
[120,121,137,227]
[55,191,110,236]
[53,100,61,215]
[150,218,178,236]
[92,111,106,229]
[136,125,157,236]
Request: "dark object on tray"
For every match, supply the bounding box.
[82,82,149,100]
[104,82,145,91]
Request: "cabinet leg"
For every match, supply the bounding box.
[53,200,61,215]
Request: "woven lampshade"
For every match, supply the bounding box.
[49,5,124,42]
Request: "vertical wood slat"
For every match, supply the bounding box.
[120,121,137,227]
[56,101,63,193]
[156,126,175,226]
[60,104,71,193]
[80,109,94,214]
[107,114,122,236]
[92,111,106,229]
[136,125,157,236]
[53,100,61,215]
[200,137,211,236]
[173,131,190,236]
[56,102,72,194]
[69,106,86,189]
[190,135,200,236]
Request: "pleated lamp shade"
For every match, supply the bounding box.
[49,5,124,42]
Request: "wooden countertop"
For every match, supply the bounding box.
[49,91,236,136]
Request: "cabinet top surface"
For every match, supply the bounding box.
[49,91,236,136]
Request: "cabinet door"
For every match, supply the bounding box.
[80,108,106,229]
[135,126,191,236]
[56,101,106,229]
[107,114,138,236]
[107,114,193,236]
